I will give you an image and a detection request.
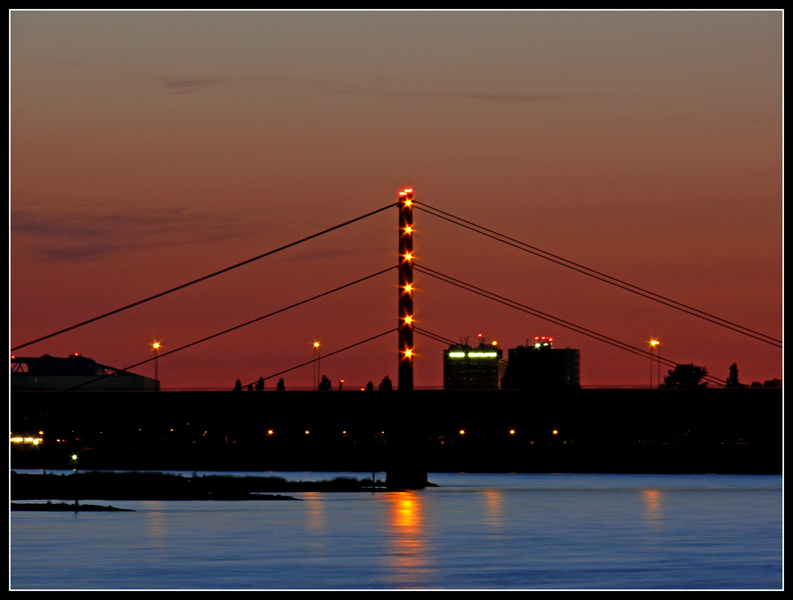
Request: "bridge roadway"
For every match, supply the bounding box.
[11,388,782,486]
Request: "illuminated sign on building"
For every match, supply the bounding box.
[447,350,499,358]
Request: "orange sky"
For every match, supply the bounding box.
[10,10,783,390]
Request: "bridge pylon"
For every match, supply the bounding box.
[387,187,428,489]
[398,187,414,392]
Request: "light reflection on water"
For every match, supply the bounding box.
[382,492,430,587]
[10,473,782,590]
[642,489,663,527]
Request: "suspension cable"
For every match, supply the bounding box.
[13,202,398,352]
[414,327,457,346]
[414,201,781,348]
[60,266,396,392]
[243,328,398,390]
[415,263,725,387]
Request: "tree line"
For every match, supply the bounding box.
[661,362,781,389]
[232,375,394,392]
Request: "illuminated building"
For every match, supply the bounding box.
[443,341,504,390]
[11,354,160,391]
[500,337,580,389]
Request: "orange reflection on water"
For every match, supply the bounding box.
[481,488,504,530]
[642,489,664,526]
[383,491,430,584]
[142,501,169,552]
[302,491,325,531]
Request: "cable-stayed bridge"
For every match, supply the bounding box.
[10,188,781,392]
[10,188,782,486]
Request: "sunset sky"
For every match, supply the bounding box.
[10,10,782,390]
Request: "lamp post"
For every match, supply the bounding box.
[152,341,161,387]
[313,341,320,390]
[649,339,660,388]
[656,341,661,387]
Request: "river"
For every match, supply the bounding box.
[10,471,782,590]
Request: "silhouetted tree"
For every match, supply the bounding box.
[276,378,285,392]
[662,363,708,388]
[318,375,332,391]
[233,379,242,392]
[378,375,393,391]
[365,381,374,391]
[725,363,744,387]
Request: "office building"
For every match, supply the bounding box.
[443,341,504,390]
[500,336,581,389]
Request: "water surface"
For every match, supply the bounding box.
[10,472,782,590]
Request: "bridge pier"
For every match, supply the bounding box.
[384,398,428,489]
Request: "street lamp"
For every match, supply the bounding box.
[656,341,661,387]
[313,341,321,390]
[151,341,162,386]
[649,339,660,388]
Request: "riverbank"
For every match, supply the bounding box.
[12,388,782,475]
